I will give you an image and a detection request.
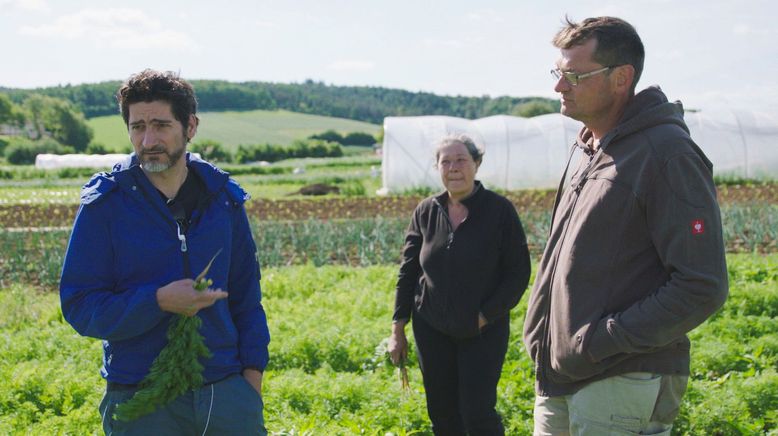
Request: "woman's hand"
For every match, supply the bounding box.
[388,321,408,365]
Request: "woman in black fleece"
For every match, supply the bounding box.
[388,133,531,435]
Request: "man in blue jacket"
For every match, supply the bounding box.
[60,69,270,435]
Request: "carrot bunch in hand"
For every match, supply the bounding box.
[114,250,221,421]
[398,359,410,392]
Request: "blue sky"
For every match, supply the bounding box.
[1,0,775,113]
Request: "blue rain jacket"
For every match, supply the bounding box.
[60,153,270,384]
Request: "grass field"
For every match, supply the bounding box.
[88,110,380,151]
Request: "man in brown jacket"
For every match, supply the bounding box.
[522,16,728,435]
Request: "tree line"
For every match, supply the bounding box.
[0,80,557,165]
[0,93,94,163]
[0,79,559,124]
[0,87,375,165]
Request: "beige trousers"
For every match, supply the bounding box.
[533,372,688,436]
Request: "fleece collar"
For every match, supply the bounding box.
[434,180,485,208]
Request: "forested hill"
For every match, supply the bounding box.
[0,80,558,124]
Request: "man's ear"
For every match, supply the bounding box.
[615,64,636,91]
[186,114,199,141]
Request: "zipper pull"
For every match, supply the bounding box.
[574,178,587,194]
[446,232,454,249]
[176,221,188,252]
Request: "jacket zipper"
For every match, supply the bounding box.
[537,164,593,394]
[434,198,457,250]
[433,198,463,320]
[537,191,581,395]
[175,191,218,279]
[537,141,609,394]
[127,167,203,279]
[176,221,188,252]
[175,218,193,278]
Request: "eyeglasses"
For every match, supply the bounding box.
[551,66,613,86]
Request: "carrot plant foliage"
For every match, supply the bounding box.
[1,256,777,434]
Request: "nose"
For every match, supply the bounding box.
[554,75,570,93]
[439,162,459,172]
[141,128,158,148]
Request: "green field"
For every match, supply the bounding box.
[0,255,776,435]
[0,155,384,204]
[1,155,776,434]
[88,110,381,151]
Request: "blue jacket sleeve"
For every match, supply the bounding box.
[60,203,168,341]
[228,206,270,371]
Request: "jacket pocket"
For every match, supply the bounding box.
[549,319,601,382]
[549,317,636,383]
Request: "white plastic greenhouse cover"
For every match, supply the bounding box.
[380,110,778,193]
[35,153,128,169]
[34,153,202,169]
[381,114,582,192]
[685,109,778,179]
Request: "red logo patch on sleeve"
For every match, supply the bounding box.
[691,219,705,235]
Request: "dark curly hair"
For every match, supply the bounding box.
[117,69,198,132]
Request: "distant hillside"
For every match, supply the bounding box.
[89,109,380,150]
[1,80,559,124]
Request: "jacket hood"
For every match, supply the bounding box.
[576,86,712,170]
[80,152,248,205]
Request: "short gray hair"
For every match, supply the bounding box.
[435,133,484,165]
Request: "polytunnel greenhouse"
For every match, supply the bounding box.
[35,153,129,169]
[380,110,778,193]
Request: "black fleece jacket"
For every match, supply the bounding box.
[393,181,531,338]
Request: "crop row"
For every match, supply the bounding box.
[2,183,776,228]
[0,194,548,228]
[2,204,775,289]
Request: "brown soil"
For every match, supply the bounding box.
[0,185,773,229]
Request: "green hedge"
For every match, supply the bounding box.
[5,138,75,165]
[236,139,343,164]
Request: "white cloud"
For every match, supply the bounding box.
[0,0,50,12]
[327,60,375,72]
[19,8,198,52]
[467,9,504,24]
[676,80,778,112]
[423,36,485,49]
[255,19,278,28]
[423,38,465,49]
[732,23,771,36]
[654,49,684,62]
